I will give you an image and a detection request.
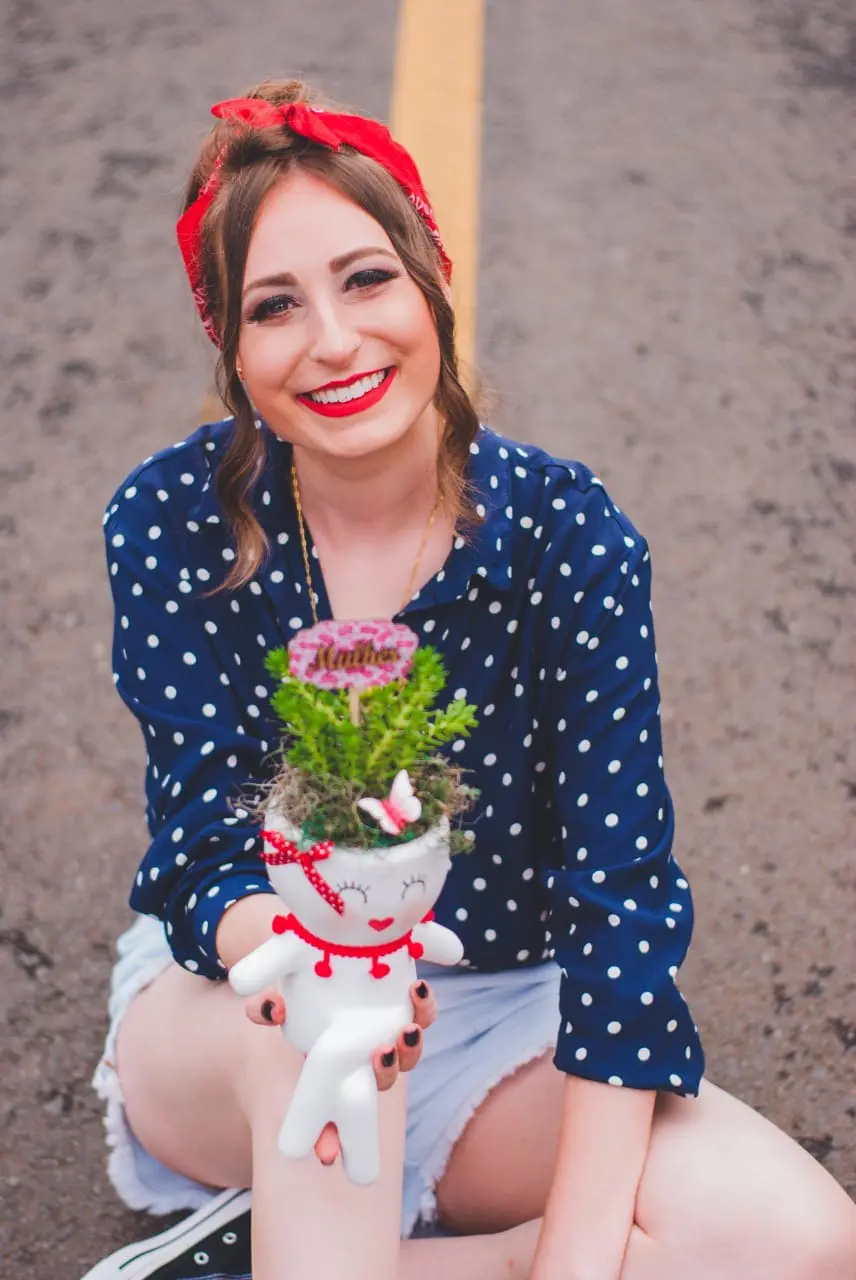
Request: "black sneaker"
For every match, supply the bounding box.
[81,1188,251,1279]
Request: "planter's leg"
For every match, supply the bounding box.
[335,1063,381,1186]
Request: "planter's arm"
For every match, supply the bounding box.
[412,920,464,966]
[228,934,302,996]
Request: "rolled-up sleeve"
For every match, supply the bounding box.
[540,494,704,1094]
[105,482,274,978]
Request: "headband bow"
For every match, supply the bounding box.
[259,828,344,915]
[176,96,452,345]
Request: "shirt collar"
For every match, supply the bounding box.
[188,420,515,600]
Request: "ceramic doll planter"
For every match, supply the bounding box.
[230,621,477,1186]
[229,804,462,1185]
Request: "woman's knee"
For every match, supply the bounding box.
[779,1188,856,1280]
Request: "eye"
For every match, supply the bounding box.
[246,293,298,323]
[336,880,369,903]
[345,267,399,292]
[401,875,427,900]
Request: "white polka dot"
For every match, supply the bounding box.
[581,992,593,1006]
[509,822,522,836]
[576,631,589,645]
[203,788,217,802]
[201,741,215,755]
[607,965,621,979]
[638,1047,651,1062]
[473,878,486,891]
[636,836,649,851]
[640,991,654,1005]
[485,928,496,941]
[183,651,197,665]
[184,959,199,972]
[612,707,626,721]
[575,1046,588,1061]
[147,526,161,540]
[607,759,621,774]
[669,1074,683,1088]
[164,685,177,699]
[592,544,606,556]
[517,949,530,961]
[585,689,598,703]
[605,813,619,827]
[608,1076,623,1087]
[577,793,588,807]
[592,870,606,884]
[578,739,591,753]
[607,1021,622,1034]
[638,940,650,953]
[637,783,649,796]
[202,703,216,717]
[484,753,497,766]
[608,913,621,927]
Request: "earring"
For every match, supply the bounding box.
[236,364,245,382]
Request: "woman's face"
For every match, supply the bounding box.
[237,168,442,462]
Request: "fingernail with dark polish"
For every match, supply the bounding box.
[415,982,429,999]
[403,1029,420,1048]
[381,1049,396,1068]
[261,999,275,1023]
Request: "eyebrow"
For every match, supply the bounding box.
[242,247,398,298]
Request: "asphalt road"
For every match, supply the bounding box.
[2,1,855,1276]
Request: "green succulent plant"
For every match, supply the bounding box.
[261,645,479,851]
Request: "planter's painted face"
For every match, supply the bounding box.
[263,818,451,946]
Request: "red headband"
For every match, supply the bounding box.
[176,96,452,345]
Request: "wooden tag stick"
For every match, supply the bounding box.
[348,686,361,727]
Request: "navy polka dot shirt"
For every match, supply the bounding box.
[104,420,704,1096]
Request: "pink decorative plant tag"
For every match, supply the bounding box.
[288,620,419,691]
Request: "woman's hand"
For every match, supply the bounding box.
[243,978,438,1165]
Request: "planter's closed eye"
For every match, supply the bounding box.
[401,875,427,900]
[336,880,370,902]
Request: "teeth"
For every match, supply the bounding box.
[307,369,388,404]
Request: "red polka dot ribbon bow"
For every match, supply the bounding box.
[176,97,452,345]
[259,828,344,916]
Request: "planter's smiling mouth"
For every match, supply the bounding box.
[368,917,395,932]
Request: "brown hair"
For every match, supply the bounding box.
[182,79,483,591]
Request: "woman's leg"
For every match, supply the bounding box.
[415,1052,856,1280]
[118,968,856,1280]
[116,965,406,1280]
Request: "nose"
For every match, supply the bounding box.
[306,296,362,368]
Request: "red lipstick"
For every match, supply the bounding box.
[297,367,396,418]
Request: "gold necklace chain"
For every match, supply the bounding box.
[290,457,440,626]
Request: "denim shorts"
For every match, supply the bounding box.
[93,915,561,1237]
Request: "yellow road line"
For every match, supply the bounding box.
[390,0,485,373]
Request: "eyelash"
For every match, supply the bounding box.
[401,875,427,899]
[336,880,370,903]
[247,267,399,324]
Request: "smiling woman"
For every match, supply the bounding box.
[86,74,856,1280]
[236,173,438,451]
[177,82,480,597]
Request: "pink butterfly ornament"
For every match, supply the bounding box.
[357,770,422,836]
